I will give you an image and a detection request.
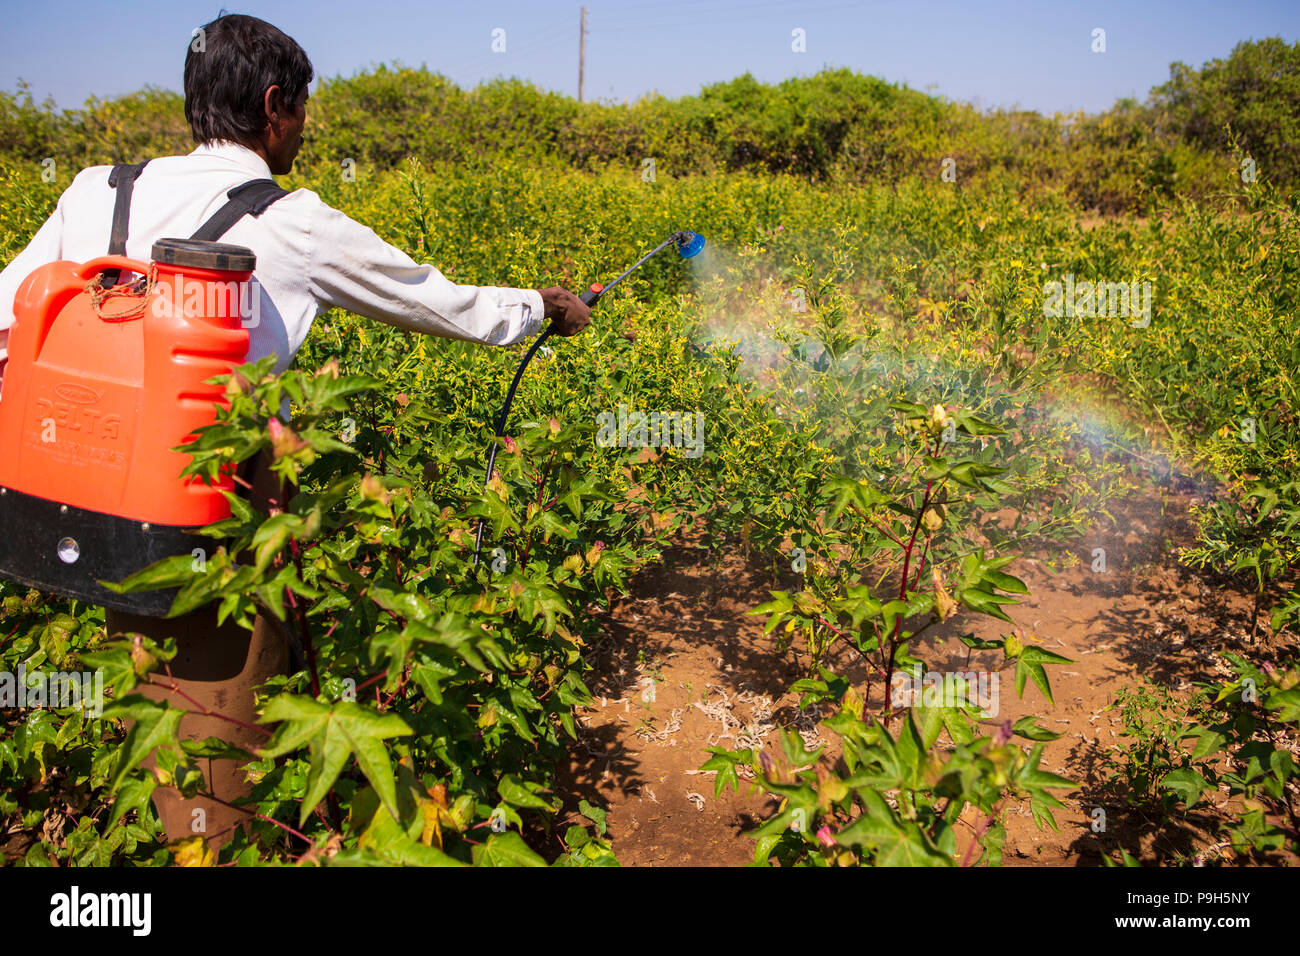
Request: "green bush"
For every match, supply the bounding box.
[1151,38,1300,186]
[8,41,1299,207]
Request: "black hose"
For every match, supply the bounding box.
[470,230,695,568]
[473,322,555,565]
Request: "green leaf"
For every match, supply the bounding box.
[888,401,927,416]
[579,799,607,836]
[835,788,900,848]
[1102,847,1141,867]
[77,647,137,697]
[958,634,1005,651]
[1010,716,1063,741]
[1162,768,1209,807]
[952,411,1003,436]
[779,728,823,767]
[836,789,951,866]
[497,773,557,810]
[1014,646,1074,706]
[1188,728,1226,761]
[102,696,184,792]
[877,825,952,866]
[347,785,463,868]
[107,773,157,829]
[959,587,1017,622]
[260,696,413,825]
[752,834,781,864]
[700,747,751,796]
[1015,744,1074,830]
[472,831,549,867]
[1019,646,1073,666]
[98,554,195,595]
[1266,688,1300,723]
[983,570,1028,594]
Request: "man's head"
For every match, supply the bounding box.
[184,14,314,175]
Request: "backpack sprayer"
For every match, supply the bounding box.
[0,162,287,615]
[472,229,705,564]
[0,173,702,602]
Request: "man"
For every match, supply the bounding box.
[0,14,590,383]
[0,13,591,849]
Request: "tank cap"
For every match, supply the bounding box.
[151,238,256,272]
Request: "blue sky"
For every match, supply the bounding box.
[3,0,1298,115]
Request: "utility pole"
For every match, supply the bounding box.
[578,6,587,103]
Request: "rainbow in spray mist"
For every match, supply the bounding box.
[677,240,1214,499]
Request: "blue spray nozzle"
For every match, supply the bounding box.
[676,231,706,258]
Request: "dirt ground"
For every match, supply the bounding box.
[556,472,1295,866]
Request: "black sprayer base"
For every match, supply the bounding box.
[0,485,208,616]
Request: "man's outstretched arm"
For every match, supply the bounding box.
[304,198,589,345]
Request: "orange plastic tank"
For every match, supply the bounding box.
[0,239,256,613]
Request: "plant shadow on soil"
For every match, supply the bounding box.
[554,471,1299,866]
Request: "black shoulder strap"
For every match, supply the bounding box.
[190,179,289,242]
[107,160,150,255]
[104,161,150,285]
[102,170,287,288]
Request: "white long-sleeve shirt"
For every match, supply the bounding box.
[0,140,543,388]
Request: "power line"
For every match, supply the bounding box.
[593,0,868,30]
[420,0,875,95]
[594,0,780,22]
[432,21,575,86]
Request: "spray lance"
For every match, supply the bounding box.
[472,230,706,564]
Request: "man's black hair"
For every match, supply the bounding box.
[184,13,314,146]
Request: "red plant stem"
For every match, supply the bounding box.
[815,616,851,638]
[149,666,272,738]
[860,512,904,548]
[883,479,933,710]
[516,453,561,568]
[911,535,933,591]
[536,452,554,506]
[202,821,242,846]
[200,789,314,845]
[230,472,281,512]
[378,667,411,711]
[960,799,1005,867]
[898,482,932,604]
